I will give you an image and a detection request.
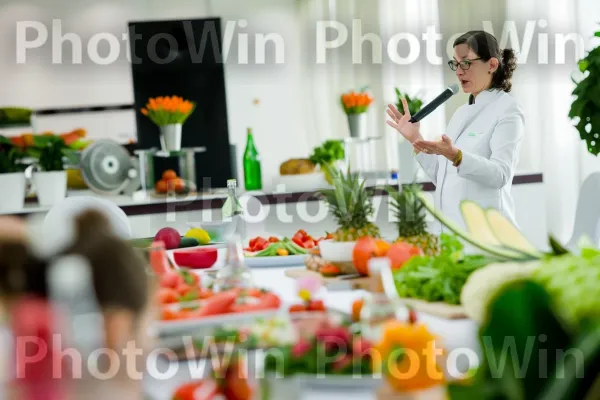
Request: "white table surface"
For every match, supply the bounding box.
[143,266,481,400]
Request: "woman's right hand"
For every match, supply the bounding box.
[386,98,423,144]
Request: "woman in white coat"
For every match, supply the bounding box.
[387,30,523,233]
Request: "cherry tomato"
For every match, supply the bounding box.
[268,236,280,243]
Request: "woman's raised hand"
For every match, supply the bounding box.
[386,98,423,144]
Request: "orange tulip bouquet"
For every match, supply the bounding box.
[340,88,374,138]
[141,96,195,151]
[340,89,374,115]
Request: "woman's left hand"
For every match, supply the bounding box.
[413,135,459,161]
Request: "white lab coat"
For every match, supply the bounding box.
[415,89,525,234]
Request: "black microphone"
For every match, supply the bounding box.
[408,84,459,123]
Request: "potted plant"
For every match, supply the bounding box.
[0,136,27,212]
[341,88,374,138]
[308,139,346,184]
[141,95,195,151]
[394,89,424,117]
[569,28,600,155]
[30,136,68,206]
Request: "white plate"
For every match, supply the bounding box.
[244,254,308,268]
[155,304,286,337]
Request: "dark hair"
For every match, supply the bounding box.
[453,30,517,92]
[0,210,150,317]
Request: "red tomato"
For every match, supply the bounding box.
[160,271,184,289]
[268,236,279,243]
[157,288,179,305]
[292,237,304,247]
[249,237,257,248]
[297,229,308,237]
[254,237,268,249]
[293,232,305,242]
[172,380,220,400]
[303,239,316,249]
[387,242,423,270]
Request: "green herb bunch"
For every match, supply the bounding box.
[393,234,491,304]
[309,140,345,167]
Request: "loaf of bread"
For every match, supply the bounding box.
[279,159,316,175]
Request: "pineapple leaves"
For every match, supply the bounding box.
[316,166,378,239]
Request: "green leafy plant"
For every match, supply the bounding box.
[448,281,600,400]
[569,29,600,155]
[0,136,26,174]
[392,234,491,304]
[395,88,424,116]
[33,136,67,171]
[309,140,345,167]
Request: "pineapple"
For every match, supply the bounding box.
[388,184,439,256]
[317,166,380,241]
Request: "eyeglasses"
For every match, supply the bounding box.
[448,58,482,71]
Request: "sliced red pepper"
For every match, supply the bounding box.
[292,237,304,247]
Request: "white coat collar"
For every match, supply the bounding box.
[468,89,502,107]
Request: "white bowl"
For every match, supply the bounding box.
[318,239,356,262]
[186,219,236,242]
[272,173,330,193]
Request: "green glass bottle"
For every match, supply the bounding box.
[243,128,262,191]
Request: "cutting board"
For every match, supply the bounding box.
[397,298,468,320]
[284,268,374,291]
[284,269,469,319]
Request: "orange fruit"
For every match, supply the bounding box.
[168,178,185,192]
[387,242,422,270]
[352,237,391,276]
[155,179,168,194]
[162,169,177,181]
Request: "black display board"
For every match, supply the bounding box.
[128,17,232,189]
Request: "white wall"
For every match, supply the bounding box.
[0,0,311,190]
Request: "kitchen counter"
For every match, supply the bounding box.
[5,172,543,218]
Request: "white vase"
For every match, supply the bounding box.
[0,172,25,212]
[33,170,67,206]
[347,113,368,138]
[159,123,182,151]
